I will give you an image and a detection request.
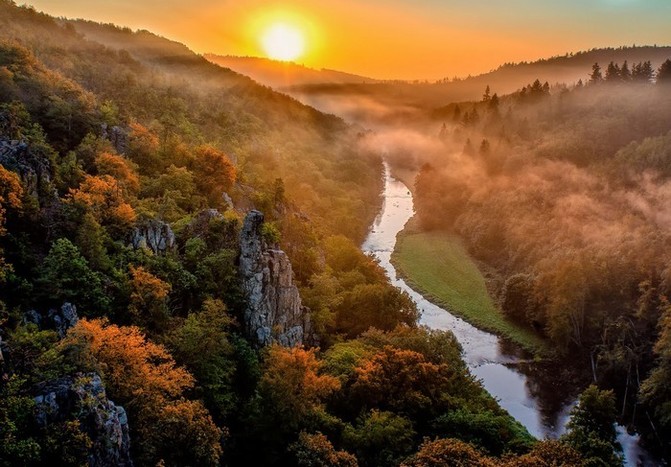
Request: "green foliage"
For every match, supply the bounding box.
[343,410,416,467]
[37,238,109,313]
[562,385,623,466]
[0,376,41,466]
[167,299,237,418]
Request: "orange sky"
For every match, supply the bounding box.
[26,0,671,80]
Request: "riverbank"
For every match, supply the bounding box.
[392,217,548,356]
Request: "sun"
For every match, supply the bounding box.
[261,23,305,61]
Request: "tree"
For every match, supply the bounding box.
[192,145,236,207]
[620,60,631,81]
[127,122,161,175]
[605,61,621,82]
[657,59,671,84]
[167,299,237,418]
[0,165,22,236]
[289,432,358,467]
[482,85,491,102]
[351,346,453,419]
[58,319,223,466]
[503,439,582,467]
[38,238,109,312]
[401,438,494,467]
[640,304,671,444]
[343,410,416,467]
[589,62,603,84]
[562,385,623,467]
[94,151,139,195]
[0,165,22,281]
[258,346,340,428]
[67,174,136,231]
[128,265,172,330]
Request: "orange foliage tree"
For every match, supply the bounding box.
[67,174,136,230]
[192,145,236,207]
[128,265,172,329]
[401,438,495,467]
[351,346,455,418]
[259,345,340,427]
[59,318,222,466]
[94,151,139,195]
[0,165,22,236]
[0,166,22,280]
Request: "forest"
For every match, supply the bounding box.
[412,58,671,462]
[0,0,668,466]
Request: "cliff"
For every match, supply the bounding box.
[34,373,133,467]
[239,210,315,347]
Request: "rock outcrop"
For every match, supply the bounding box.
[24,302,79,338]
[239,210,315,347]
[130,219,176,254]
[34,373,132,467]
[0,139,54,200]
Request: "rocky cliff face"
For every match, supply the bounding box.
[130,219,176,254]
[34,373,133,467]
[239,210,315,347]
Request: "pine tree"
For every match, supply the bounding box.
[482,85,491,102]
[605,61,621,82]
[658,59,671,84]
[589,62,603,84]
[620,60,631,81]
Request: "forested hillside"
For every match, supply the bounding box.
[0,2,610,466]
[412,62,671,460]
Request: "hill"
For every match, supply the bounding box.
[284,46,671,124]
[205,54,379,88]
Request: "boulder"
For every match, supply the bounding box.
[239,210,315,347]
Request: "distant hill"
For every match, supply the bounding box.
[276,46,671,124]
[205,54,379,88]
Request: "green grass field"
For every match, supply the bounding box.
[392,222,548,356]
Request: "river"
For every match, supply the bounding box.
[361,164,657,466]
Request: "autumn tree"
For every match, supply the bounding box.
[0,165,22,281]
[401,438,494,467]
[350,346,454,420]
[127,122,161,175]
[128,265,172,330]
[289,432,359,467]
[58,319,223,466]
[94,151,139,195]
[192,145,236,207]
[67,174,136,232]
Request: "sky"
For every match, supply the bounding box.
[25,0,671,80]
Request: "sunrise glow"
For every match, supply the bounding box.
[260,23,305,61]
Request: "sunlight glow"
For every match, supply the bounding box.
[261,23,305,61]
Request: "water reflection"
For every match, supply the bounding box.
[361,164,654,465]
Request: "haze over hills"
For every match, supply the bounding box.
[210,46,671,126]
[205,54,379,88]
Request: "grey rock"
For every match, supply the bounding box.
[239,210,315,347]
[23,303,79,338]
[101,124,128,155]
[34,373,133,466]
[0,139,54,199]
[130,219,176,254]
